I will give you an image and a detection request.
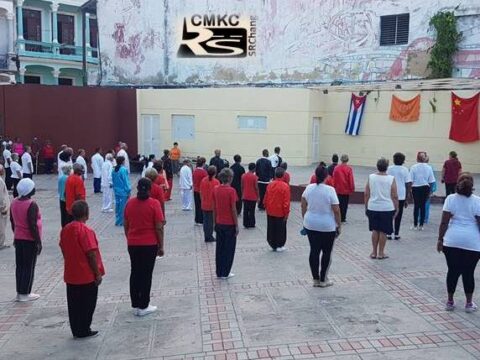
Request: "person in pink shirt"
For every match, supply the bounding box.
[12,137,24,157]
[10,178,42,302]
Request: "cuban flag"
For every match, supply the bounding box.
[345,94,367,136]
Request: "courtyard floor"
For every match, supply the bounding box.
[0,174,479,359]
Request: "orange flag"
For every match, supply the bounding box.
[389,94,421,122]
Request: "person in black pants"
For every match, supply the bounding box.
[255,149,273,210]
[412,185,430,228]
[241,163,259,228]
[60,201,104,339]
[230,155,245,215]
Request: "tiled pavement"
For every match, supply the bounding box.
[0,174,479,359]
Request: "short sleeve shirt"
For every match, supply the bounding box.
[21,152,33,174]
[200,177,220,211]
[10,161,22,179]
[60,221,105,285]
[241,172,258,201]
[443,194,480,252]
[150,183,165,205]
[65,174,86,214]
[193,168,208,192]
[302,184,339,232]
[443,159,462,184]
[124,197,164,246]
[410,163,435,187]
[3,149,11,168]
[387,165,411,200]
[213,185,238,225]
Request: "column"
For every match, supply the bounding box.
[85,12,91,57]
[51,2,59,54]
[52,69,60,85]
[18,67,25,83]
[16,0,24,51]
[7,12,14,54]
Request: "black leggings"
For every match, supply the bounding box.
[443,246,480,295]
[412,186,430,227]
[394,200,405,235]
[15,240,38,295]
[194,191,203,224]
[306,230,336,281]
[337,194,349,222]
[128,245,158,310]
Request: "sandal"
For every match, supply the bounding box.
[377,255,389,260]
[370,254,377,259]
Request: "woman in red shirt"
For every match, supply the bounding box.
[200,166,220,242]
[193,157,208,225]
[60,200,104,338]
[124,178,165,317]
[145,168,166,217]
[310,163,335,187]
[241,163,259,228]
[332,155,355,222]
[213,168,238,278]
[41,140,55,174]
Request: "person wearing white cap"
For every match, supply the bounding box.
[0,165,10,250]
[10,178,42,302]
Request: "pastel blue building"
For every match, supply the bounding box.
[15,0,99,85]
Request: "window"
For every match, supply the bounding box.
[24,75,41,84]
[58,78,73,86]
[380,13,409,46]
[89,18,99,58]
[23,9,42,51]
[172,115,195,140]
[237,116,267,130]
[58,14,75,55]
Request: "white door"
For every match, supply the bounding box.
[141,114,161,157]
[312,117,321,163]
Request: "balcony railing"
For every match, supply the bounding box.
[17,39,99,64]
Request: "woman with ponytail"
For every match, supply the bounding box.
[438,173,480,313]
[199,166,220,242]
[112,156,131,226]
[124,178,165,317]
[301,165,341,287]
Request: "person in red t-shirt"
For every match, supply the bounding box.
[145,168,166,217]
[193,157,208,225]
[212,168,238,278]
[124,178,165,317]
[332,155,355,223]
[59,200,104,339]
[200,166,220,242]
[65,163,86,224]
[264,167,291,251]
[310,162,335,187]
[41,140,55,174]
[241,163,259,228]
[441,151,462,196]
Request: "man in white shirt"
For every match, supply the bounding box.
[75,149,88,180]
[3,143,12,190]
[117,143,130,174]
[0,165,10,250]
[179,159,193,210]
[57,144,68,175]
[91,148,104,194]
[21,146,34,179]
[10,153,23,198]
[269,146,283,171]
[101,153,114,212]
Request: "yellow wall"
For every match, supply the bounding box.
[137,88,480,171]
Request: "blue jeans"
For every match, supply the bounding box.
[115,195,128,226]
[93,178,101,193]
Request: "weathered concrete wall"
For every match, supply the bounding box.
[97,0,480,86]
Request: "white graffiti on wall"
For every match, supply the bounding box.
[97,0,480,85]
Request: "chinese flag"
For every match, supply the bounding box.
[449,92,479,143]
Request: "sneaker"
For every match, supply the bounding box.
[132,308,139,316]
[75,330,99,339]
[394,236,401,240]
[276,247,287,252]
[319,280,334,288]
[219,273,235,280]
[465,302,478,313]
[418,226,424,231]
[387,235,392,240]
[445,301,455,311]
[137,305,157,316]
[194,222,203,226]
[410,226,418,231]
[17,293,40,302]
[313,279,321,287]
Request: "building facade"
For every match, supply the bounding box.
[97,0,480,86]
[0,0,15,84]
[13,0,99,86]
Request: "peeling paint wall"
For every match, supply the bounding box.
[97,0,480,86]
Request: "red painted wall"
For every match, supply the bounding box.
[0,84,137,157]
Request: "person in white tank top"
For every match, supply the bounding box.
[365,158,399,260]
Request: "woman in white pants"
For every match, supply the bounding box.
[179,159,193,211]
[101,154,114,212]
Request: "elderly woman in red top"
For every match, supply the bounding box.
[60,200,104,339]
[10,178,42,302]
[193,157,208,225]
[264,167,291,252]
[200,166,220,242]
[213,168,238,278]
[65,163,86,225]
[124,178,165,317]
[145,168,166,217]
[332,155,355,223]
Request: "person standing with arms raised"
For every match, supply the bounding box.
[255,149,273,211]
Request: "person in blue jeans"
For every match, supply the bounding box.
[112,156,131,226]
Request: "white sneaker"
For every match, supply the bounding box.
[276,247,287,252]
[319,280,334,288]
[465,302,478,313]
[410,226,418,231]
[137,305,157,316]
[132,308,139,316]
[219,273,235,279]
[418,226,424,231]
[17,293,40,302]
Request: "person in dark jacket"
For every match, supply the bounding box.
[255,149,273,211]
[327,154,339,176]
[209,149,227,176]
[230,155,245,215]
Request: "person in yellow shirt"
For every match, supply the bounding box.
[170,142,181,176]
